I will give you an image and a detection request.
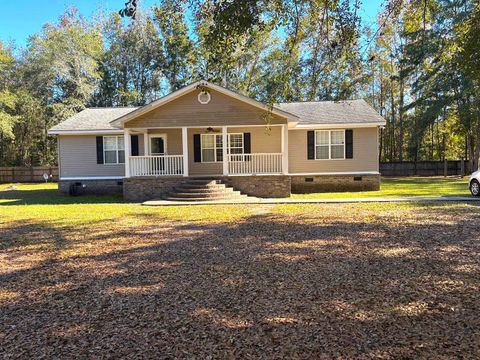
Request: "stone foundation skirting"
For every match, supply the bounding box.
[224,175,291,198]
[123,176,187,202]
[291,174,380,193]
[59,179,124,195]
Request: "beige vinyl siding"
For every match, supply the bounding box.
[125,88,287,128]
[148,128,183,155]
[288,127,379,173]
[187,126,282,176]
[188,128,222,176]
[239,126,282,153]
[58,135,125,178]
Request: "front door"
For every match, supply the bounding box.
[150,135,166,174]
[150,135,166,155]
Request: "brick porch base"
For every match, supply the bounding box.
[60,174,381,202]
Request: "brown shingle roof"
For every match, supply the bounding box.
[49,108,139,131]
[277,99,385,125]
[49,99,384,132]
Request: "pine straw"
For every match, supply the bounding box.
[1,203,480,359]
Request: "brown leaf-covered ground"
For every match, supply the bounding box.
[1,188,480,358]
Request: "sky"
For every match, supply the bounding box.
[0,0,384,48]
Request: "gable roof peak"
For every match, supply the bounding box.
[109,80,299,128]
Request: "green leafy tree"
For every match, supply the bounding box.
[94,12,163,106]
[14,8,103,165]
[153,0,196,91]
[0,43,19,165]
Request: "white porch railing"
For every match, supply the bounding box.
[130,155,184,177]
[227,153,283,175]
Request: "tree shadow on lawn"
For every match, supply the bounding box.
[0,186,123,205]
[1,206,480,358]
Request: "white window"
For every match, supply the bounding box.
[330,130,345,159]
[104,136,125,164]
[228,134,244,155]
[315,130,345,160]
[201,134,223,162]
[315,131,330,160]
[200,133,244,162]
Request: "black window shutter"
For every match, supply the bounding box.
[243,133,251,153]
[345,129,353,159]
[96,136,104,164]
[194,134,201,162]
[131,135,139,156]
[307,131,315,160]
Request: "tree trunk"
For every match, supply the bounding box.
[398,74,404,161]
[379,66,384,162]
[390,88,395,161]
[468,133,476,171]
[379,127,384,162]
[431,122,434,160]
[473,125,480,171]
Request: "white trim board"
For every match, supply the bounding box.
[289,171,380,176]
[60,176,125,181]
[126,124,285,130]
[49,123,385,134]
[48,130,124,135]
[149,133,168,155]
[292,123,385,129]
[60,172,380,181]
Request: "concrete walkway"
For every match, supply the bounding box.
[143,196,480,206]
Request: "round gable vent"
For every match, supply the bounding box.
[198,91,211,105]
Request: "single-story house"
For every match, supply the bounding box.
[48,80,386,201]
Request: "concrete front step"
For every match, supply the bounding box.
[164,195,248,202]
[166,178,245,202]
[174,187,236,194]
[180,183,228,190]
[184,179,222,185]
[168,191,243,199]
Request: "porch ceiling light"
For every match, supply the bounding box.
[198,90,211,105]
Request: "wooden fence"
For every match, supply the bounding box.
[380,160,471,177]
[0,166,59,183]
[0,161,473,183]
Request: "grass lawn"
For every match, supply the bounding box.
[1,182,480,358]
[291,176,470,199]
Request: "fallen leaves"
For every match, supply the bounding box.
[1,202,480,358]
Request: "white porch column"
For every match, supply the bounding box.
[222,126,228,176]
[282,124,289,174]
[182,127,189,177]
[143,131,149,155]
[124,129,131,178]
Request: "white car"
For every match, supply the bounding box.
[470,170,480,196]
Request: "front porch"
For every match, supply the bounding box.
[123,125,289,178]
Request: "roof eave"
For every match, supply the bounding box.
[48,129,124,135]
[292,121,386,129]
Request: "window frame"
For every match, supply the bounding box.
[103,135,125,165]
[201,133,223,163]
[314,130,346,160]
[200,133,245,163]
[228,133,244,155]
